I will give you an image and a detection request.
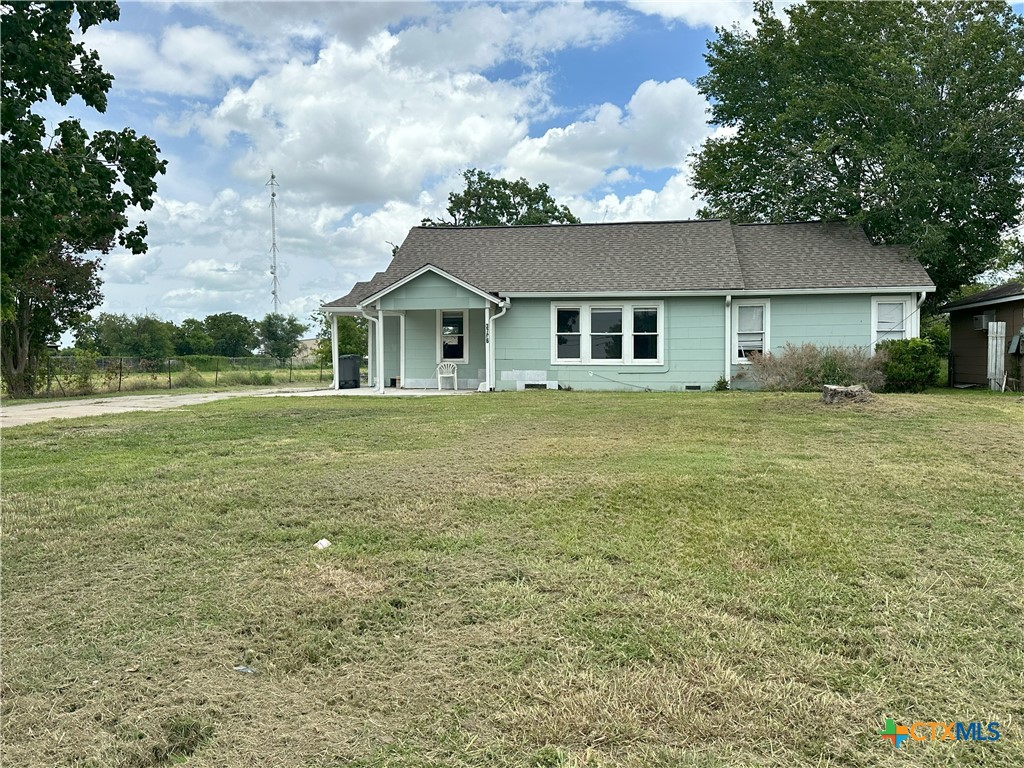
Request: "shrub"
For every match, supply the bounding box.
[747,343,885,391]
[876,337,940,392]
[176,365,207,388]
[218,371,274,386]
[921,314,950,357]
[71,350,99,395]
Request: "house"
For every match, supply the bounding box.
[940,281,1024,389]
[294,337,320,363]
[322,219,934,392]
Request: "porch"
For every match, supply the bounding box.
[323,266,509,394]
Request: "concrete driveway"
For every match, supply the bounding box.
[0,386,469,428]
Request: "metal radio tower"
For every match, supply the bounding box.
[267,171,281,313]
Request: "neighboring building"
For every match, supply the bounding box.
[940,281,1024,389]
[322,219,934,392]
[294,337,319,362]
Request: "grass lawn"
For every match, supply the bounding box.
[2,390,1022,767]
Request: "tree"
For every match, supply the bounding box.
[422,169,580,228]
[203,313,258,357]
[74,312,175,359]
[122,315,174,360]
[691,1,1024,304]
[1,1,167,395]
[258,313,307,363]
[310,309,367,366]
[75,312,132,354]
[173,318,214,356]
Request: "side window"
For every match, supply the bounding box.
[875,302,906,342]
[734,301,768,361]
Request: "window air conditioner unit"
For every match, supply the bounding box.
[973,311,996,330]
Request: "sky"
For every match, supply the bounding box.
[52,0,791,332]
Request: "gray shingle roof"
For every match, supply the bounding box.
[939,280,1024,312]
[325,219,934,307]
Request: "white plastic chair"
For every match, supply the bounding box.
[436,362,458,391]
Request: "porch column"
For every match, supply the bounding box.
[330,313,340,389]
[376,307,385,393]
[484,304,492,391]
[399,312,406,389]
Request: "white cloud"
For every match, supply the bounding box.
[180,258,263,290]
[627,1,757,29]
[193,32,542,208]
[392,3,625,70]
[627,0,801,30]
[81,24,263,97]
[201,1,433,47]
[566,169,704,223]
[502,78,710,196]
[104,250,162,284]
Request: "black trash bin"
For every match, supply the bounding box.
[337,354,361,389]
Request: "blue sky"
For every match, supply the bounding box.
[51,0,776,330]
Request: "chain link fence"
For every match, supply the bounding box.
[36,354,345,397]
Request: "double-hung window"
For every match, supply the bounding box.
[732,299,770,363]
[555,308,581,360]
[438,310,468,363]
[551,302,663,365]
[871,297,912,347]
[590,308,623,360]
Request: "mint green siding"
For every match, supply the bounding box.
[358,282,917,390]
[769,294,872,348]
[493,297,725,391]
[729,294,893,384]
[402,308,486,389]
[378,272,489,310]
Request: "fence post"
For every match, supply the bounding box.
[47,356,53,394]
[215,357,220,386]
[320,359,323,382]
[167,358,172,389]
[118,357,123,392]
[289,357,293,383]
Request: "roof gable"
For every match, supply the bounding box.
[363,264,501,306]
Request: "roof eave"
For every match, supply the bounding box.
[939,293,1024,313]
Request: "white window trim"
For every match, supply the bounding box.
[871,295,916,348]
[437,309,469,364]
[732,298,770,364]
[549,301,665,366]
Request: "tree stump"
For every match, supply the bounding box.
[821,384,873,404]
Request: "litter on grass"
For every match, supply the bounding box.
[313,538,332,549]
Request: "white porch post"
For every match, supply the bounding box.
[484,304,492,391]
[724,295,733,384]
[330,313,340,389]
[376,307,385,393]
[399,312,406,389]
[366,319,374,388]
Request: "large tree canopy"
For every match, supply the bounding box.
[1,1,166,395]
[422,169,580,227]
[692,0,1024,303]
